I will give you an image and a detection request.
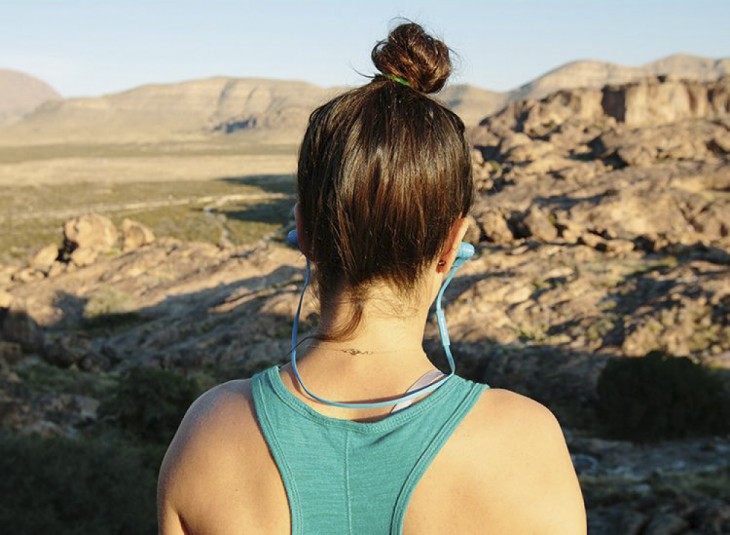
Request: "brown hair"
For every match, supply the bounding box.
[297,23,473,339]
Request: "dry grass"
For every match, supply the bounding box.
[0,140,297,164]
[0,141,298,262]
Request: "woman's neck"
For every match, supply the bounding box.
[299,282,436,374]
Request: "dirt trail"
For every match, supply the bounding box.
[1,192,294,222]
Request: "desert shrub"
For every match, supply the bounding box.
[81,287,143,332]
[83,287,136,318]
[0,433,161,535]
[100,367,202,444]
[596,351,730,442]
[17,360,116,398]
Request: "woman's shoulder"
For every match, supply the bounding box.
[460,386,571,465]
[160,378,254,473]
[453,378,564,443]
[164,378,258,460]
[161,377,269,481]
[186,378,254,421]
[471,386,559,430]
[158,377,280,532]
[159,372,305,533]
[456,387,587,533]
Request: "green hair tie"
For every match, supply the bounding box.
[384,74,411,88]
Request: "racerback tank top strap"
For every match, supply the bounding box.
[251,364,490,535]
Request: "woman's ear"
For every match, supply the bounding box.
[436,218,470,274]
[293,203,313,260]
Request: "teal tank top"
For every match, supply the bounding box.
[250,364,491,534]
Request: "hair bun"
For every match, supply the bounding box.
[371,23,452,94]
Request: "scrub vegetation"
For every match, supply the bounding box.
[0,367,205,535]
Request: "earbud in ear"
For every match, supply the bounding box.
[287,229,299,247]
[457,242,475,261]
[451,242,474,269]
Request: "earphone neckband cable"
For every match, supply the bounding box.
[288,241,472,409]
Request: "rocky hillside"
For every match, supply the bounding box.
[1,54,726,145]
[1,75,730,532]
[460,74,730,533]
[461,74,729,377]
[0,69,60,126]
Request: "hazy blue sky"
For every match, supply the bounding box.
[1,0,728,98]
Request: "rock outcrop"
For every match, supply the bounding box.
[469,77,730,255]
[63,213,118,266]
[458,79,730,403]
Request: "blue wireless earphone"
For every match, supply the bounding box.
[286,229,474,409]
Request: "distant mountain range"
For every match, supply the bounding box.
[0,54,727,145]
[0,76,341,144]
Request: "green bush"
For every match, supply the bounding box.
[100,367,201,444]
[596,351,730,442]
[0,433,161,535]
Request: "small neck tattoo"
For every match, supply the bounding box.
[310,341,404,356]
[337,348,376,356]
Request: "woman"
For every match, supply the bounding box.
[158,23,586,534]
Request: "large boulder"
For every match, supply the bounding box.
[63,214,118,254]
[121,219,155,252]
